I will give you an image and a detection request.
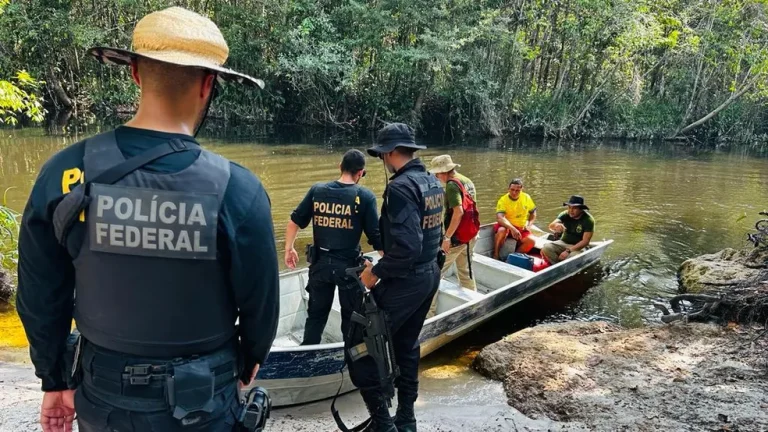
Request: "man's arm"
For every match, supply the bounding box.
[371,187,422,280]
[229,181,280,385]
[548,218,565,232]
[361,190,384,254]
[495,197,516,231]
[284,221,301,269]
[285,187,314,268]
[570,231,593,251]
[445,206,464,239]
[16,166,76,392]
[526,209,537,228]
[443,181,464,247]
[496,212,515,230]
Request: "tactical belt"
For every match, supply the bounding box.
[82,340,238,412]
[410,260,438,274]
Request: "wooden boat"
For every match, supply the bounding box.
[251,225,613,406]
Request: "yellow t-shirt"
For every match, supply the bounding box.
[496,192,536,229]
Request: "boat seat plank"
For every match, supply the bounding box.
[439,279,485,301]
[435,279,485,314]
[473,254,535,278]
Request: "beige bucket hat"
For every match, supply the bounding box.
[87,7,264,88]
[429,155,461,174]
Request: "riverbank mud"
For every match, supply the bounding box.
[473,320,768,431]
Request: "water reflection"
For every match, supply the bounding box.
[1,126,768,343]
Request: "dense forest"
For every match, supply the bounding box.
[2,0,768,142]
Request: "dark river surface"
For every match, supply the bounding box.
[2,126,768,365]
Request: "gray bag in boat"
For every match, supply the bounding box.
[331,257,399,432]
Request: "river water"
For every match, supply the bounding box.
[2,126,768,355]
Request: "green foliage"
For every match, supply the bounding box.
[0,188,20,274]
[2,0,768,142]
[0,71,45,125]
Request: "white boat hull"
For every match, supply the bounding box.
[251,225,612,406]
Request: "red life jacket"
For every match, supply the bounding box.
[447,178,480,244]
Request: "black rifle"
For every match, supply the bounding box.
[344,261,399,399]
[331,257,399,432]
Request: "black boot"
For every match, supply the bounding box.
[393,379,418,432]
[360,389,397,432]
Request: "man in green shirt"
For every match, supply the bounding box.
[541,195,595,264]
[428,155,478,315]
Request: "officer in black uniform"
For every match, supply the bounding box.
[355,123,444,432]
[284,149,383,345]
[16,7,279,432]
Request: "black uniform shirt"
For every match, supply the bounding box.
[372,159,431,279]
[291,181,383,258]
[16,126,280,391]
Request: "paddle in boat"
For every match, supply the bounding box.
[249,224,612,406]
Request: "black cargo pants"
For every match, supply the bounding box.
[302,255,365,345]
[347,261,440,396]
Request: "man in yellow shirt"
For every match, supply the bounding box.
[494,178,537,259]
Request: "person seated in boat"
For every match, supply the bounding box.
[541,195,595,264]
[284,149,383,345]
[494,178,537,259]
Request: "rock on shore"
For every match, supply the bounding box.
[473,320,768,431]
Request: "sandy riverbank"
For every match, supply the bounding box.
[0,348,588,432]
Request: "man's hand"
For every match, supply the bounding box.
[509,226,522,241]
[239,364,261,391]
[285,247,299,269]
[41,390,75,432]
[552,222,566,233]
[360,260,379,289]
[441,238,451,253]
[558,250,571,261]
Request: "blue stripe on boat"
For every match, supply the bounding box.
[259,347,345,380]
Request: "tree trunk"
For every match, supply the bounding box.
[671,55,705,136]
[674,74,761,137]
[527,25,541,90]
[47,66,74,110]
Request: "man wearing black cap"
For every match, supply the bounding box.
[355,123,444,432]
[541,195,595,264]
[284,149,382,345]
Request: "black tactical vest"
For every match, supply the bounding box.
[73,131,234,357]
[380,168,444,265]
[311,182,363,252]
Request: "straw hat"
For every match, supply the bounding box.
[87,7,264,88]
[428,155,461,174]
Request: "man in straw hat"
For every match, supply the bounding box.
[341,123,443,432]
[16,7,278,431]
[427,155,479,315]
[541,195,596,264]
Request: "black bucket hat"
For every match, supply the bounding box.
[367,123,426,157]
[563,195,589,210]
